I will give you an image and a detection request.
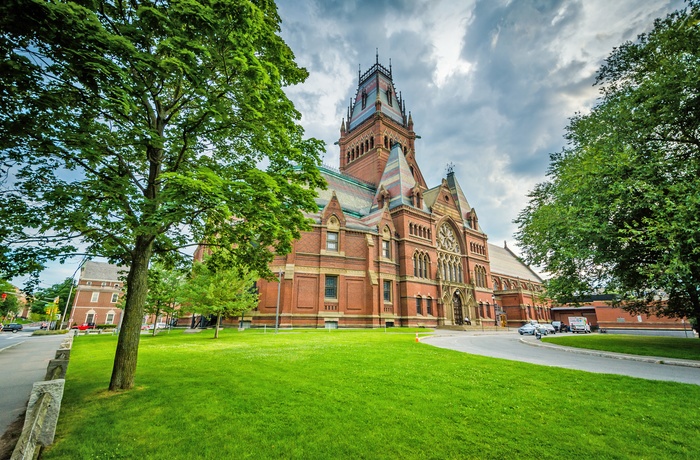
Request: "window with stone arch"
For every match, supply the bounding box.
[413,251,430,278]
[437,223,463,283]
[474,265,487,288]
[326,216,340,252]
[381,226,392,259]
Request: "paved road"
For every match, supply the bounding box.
[0,332,66,435]
[423,330,700,386]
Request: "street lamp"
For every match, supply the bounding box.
[275,270,283,333]
[492,294,498,327]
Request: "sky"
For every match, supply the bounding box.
[16,0,684,290]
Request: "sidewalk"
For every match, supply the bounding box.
[521,335,700,369]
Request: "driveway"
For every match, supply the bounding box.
[422,330,700,386]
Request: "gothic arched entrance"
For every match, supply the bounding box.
[453,292,463,325]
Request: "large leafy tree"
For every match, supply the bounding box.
[515,2,700,333]
[178,251,259,339]
[0,0,325,390]
[0,279,21,321]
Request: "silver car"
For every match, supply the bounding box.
[518,324,537,335]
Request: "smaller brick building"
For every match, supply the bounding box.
[68,261,126,327]
[550,295,687,333]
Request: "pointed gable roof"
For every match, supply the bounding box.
[445,171,483,232]
[347,56,406,131]
[370,143,417,212]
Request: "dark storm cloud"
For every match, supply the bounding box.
[274,0,684,262]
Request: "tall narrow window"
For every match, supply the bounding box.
[91,292,99,302]
[325,275,338,299]
[111,293,119,303]
[106,312,115,324]
[383,280,392,302]
[416,296,423,315]
[426,298,433,315]
[327,232,338,251]
[382,240,391,259]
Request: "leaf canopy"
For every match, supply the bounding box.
[515,2,700,326]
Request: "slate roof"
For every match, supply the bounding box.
[445,172,482,232]
[80,261,126,282]
[371,143,422,212]
[347,61,406,131]
[488,243,542,283]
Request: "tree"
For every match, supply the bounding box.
[0,279,21,321]
[144,262,183,335]
[0,0,325,390]
[178,252,259,339]
[35,278,76,328]
[515,2,700,334]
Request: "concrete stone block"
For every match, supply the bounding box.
[44,359,69,380]
[23,379,65,446]
[55,348,71,360]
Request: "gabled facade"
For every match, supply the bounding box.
[250,58,547,329]
[68,261,125,327]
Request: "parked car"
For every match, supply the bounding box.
[2,323,23,333]
[539,323,556,334]
[551,320,562,331]
[518,324,537,335]
[72,323,94,331]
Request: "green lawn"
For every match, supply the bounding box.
[543,334,700,361]
[44,329,700,459]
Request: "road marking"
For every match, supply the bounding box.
[0,340,26,353]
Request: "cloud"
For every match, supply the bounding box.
[24,0,685,288]
[277,0,684,262]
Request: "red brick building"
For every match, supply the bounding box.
[551,295,687,334]
[68,261,126,327]
[249,59,548,329]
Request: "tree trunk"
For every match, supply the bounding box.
[109,237,153,390]
[152,307,160,337]
[214,313,221,339]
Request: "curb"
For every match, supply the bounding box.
[520,337,700,369]
[0,340,25,353]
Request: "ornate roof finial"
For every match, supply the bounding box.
[358,64,361,83]
[340,118,346,133]
[446,162,455,175]
[376,48,379,65]
[389,58,392,75]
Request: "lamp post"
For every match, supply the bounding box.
[274,270,283,333]
[492,294,498,327]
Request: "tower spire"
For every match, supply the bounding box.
[376,48,379,65]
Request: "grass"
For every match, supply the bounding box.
[542,334,700,361]
[43,329,700,459]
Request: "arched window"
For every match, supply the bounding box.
[384,136,388,148]
[416,296,422,315]
[370,137,374,149]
